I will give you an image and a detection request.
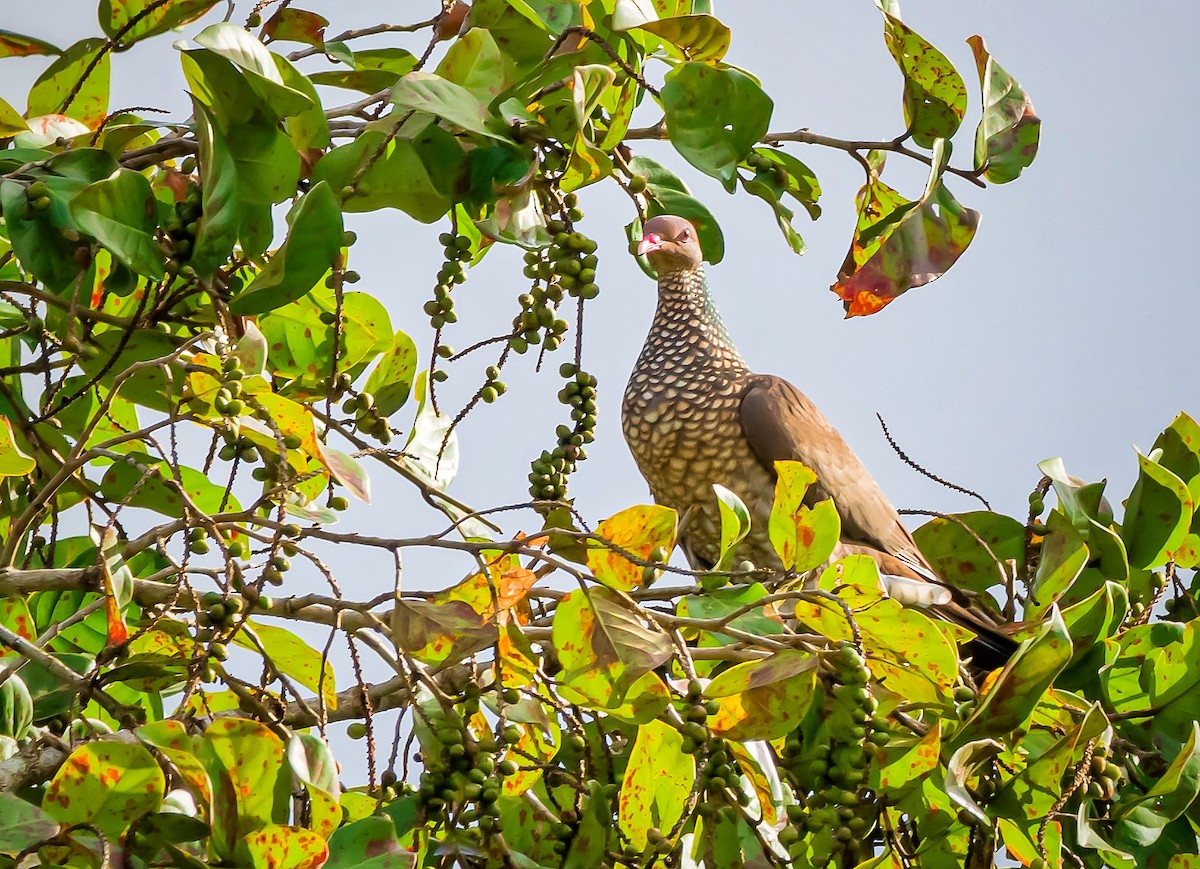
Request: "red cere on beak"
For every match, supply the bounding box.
[636,232,663,256]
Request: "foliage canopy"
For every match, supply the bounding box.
[0,2,1194,869]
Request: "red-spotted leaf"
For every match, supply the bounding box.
[618,719,694,849]
[913,510,1025,598]
[966,36,1040,184]
[364,329,418,416]
[43,742,164,839]
[588,504,677,591]
[391,599,495,666]
[1122,451,1193,571]
[101,0,219,44]
[200,717,288,856]
[707,649,819,741]
[242,825,328,869]
[235,621,337,710]
[768,461,840,572]
[882,14,967,148]
[833,161,979,317]
[436,562,538,618]
[27,38,110,126]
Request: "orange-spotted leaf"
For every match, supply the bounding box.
[241,824,329,869]
[588,504,677,591]
[233,621,337,710]
[618,719,694,849]
[200,717,287,857]
[43,742,164,839]
[877,721,942,791]
[707,649,818,741]
[768,461,840,572]
[436,557,538,618]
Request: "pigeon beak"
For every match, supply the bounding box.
[636,233,664,256]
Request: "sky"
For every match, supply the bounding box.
[3,1,1199,783]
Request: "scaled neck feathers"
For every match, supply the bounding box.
[645,265,746,371]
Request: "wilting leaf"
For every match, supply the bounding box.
[635,14,730,63]
[391,599,495,666]
[768,461,840,572]
[966,36,1040,183]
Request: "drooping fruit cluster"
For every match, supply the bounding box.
[780,643,882,868]
[423,232,471,331]
[1086,741,1125,803]
[528,363,596,506]
[415,687,506,834]
[342,390,392,444]
[164,181,203,279]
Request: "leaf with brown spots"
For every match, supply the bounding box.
[26,38,110,127]
[587,503,676,591]
[43,741,164,839]
[391,598,496,666]
[707,649,818,741]
[552,586,672,709]
[966,36,1040,184]
[0,30,59,58]
[325,815,415,869]
[618,719,694,849]
[261,8,328,47]
[882,14,967,149]
[100,0,218,44]
[1122,451,1193,571]
[138,720,213,808]
[242,824,328,869]
[233,621,338,710]
[913,510,1026,599]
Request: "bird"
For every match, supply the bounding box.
[621,214,1014,667]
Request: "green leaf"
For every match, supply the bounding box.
[573,64,617,139]
[435,28,512,101]
[326,816,414,869]
[100,0,218,44]
[226,120,301,205]
[78,329,186,412]
[364,329,418,416]
[235,622,337,711]
[768,461,840,572]
[587,504,677,592]
[0,176,87,292]
[1027,508,1089,619]
[27,38,110,126]
[0,417,35,477]
[635,14,731,63]
[618,719,694,849]
[882,15,967,148]
[99,452,241,518]
[309,48,417,94]
[0,30,60,58]
[1122,451,1193,570]
[954,606,1072,746]
[944,739,1002,826]
[913,510,1025,597]
[966,36,1040,183]
[231,182,343,316]
[0,792,59,855]
[1114,722,1200,847]
[189,98,241,277]
[390,71,508,141]
[712,483,751,570]
[1151,412,1200,568]
[0,97,26,137]
[661,61,773,186]
[194,23,313,118]
[312,126,461,221]
[43,741,164,839]
[69,168,165,278]
[706,649,818,741]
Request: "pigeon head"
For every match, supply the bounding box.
[636,215,702,274]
